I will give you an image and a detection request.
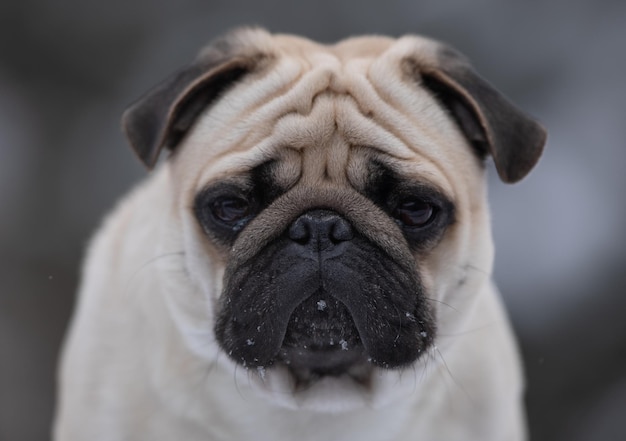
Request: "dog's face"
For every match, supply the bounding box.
[122,29,545,410]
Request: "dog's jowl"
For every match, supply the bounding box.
[54,28,546,441]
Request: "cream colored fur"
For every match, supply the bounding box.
[55,29,527,441]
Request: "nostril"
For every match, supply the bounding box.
[330,218,353,243]
[288,210,354,248]
[289,218,310,244]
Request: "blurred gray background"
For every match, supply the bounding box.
[1,0,625,440]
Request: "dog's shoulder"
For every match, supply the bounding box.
[55,168,173,436]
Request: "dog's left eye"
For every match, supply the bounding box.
[393,199,436,228]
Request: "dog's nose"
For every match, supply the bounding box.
[288,210,354,250]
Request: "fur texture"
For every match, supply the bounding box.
[54,28,545,441]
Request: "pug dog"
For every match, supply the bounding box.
[54,27,546,441]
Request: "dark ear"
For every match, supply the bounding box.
[408,45,547,183]
[122,29,269,169]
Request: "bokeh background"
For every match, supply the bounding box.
[1,0,625,440]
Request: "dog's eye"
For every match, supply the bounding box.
[393,199,436,228]
[210,197,252,224]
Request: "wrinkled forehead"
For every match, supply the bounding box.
[171,35,474,196]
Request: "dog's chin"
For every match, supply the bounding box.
[240,360,420,412]
[217,290,434,411]
[286,360,373,390]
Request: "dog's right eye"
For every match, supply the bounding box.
[210,197,252,224]
[194,186,259,244]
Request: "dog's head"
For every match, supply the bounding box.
[122,28,545,410]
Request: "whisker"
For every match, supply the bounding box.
[408,362,419,395]
[419,351,433,385]
[437,322,496,338]
[233,363,246,400]
[138,251,186,271]
[124,251,186,293]
[434,346,476,406]
[464,264,489,276]
[393,303,402,344]
[423,297,459,313]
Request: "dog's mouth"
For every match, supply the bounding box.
[276,294,372,387]
[215,224,436,388]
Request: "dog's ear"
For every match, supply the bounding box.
[122,28,271,169]
[406,44,547,183]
